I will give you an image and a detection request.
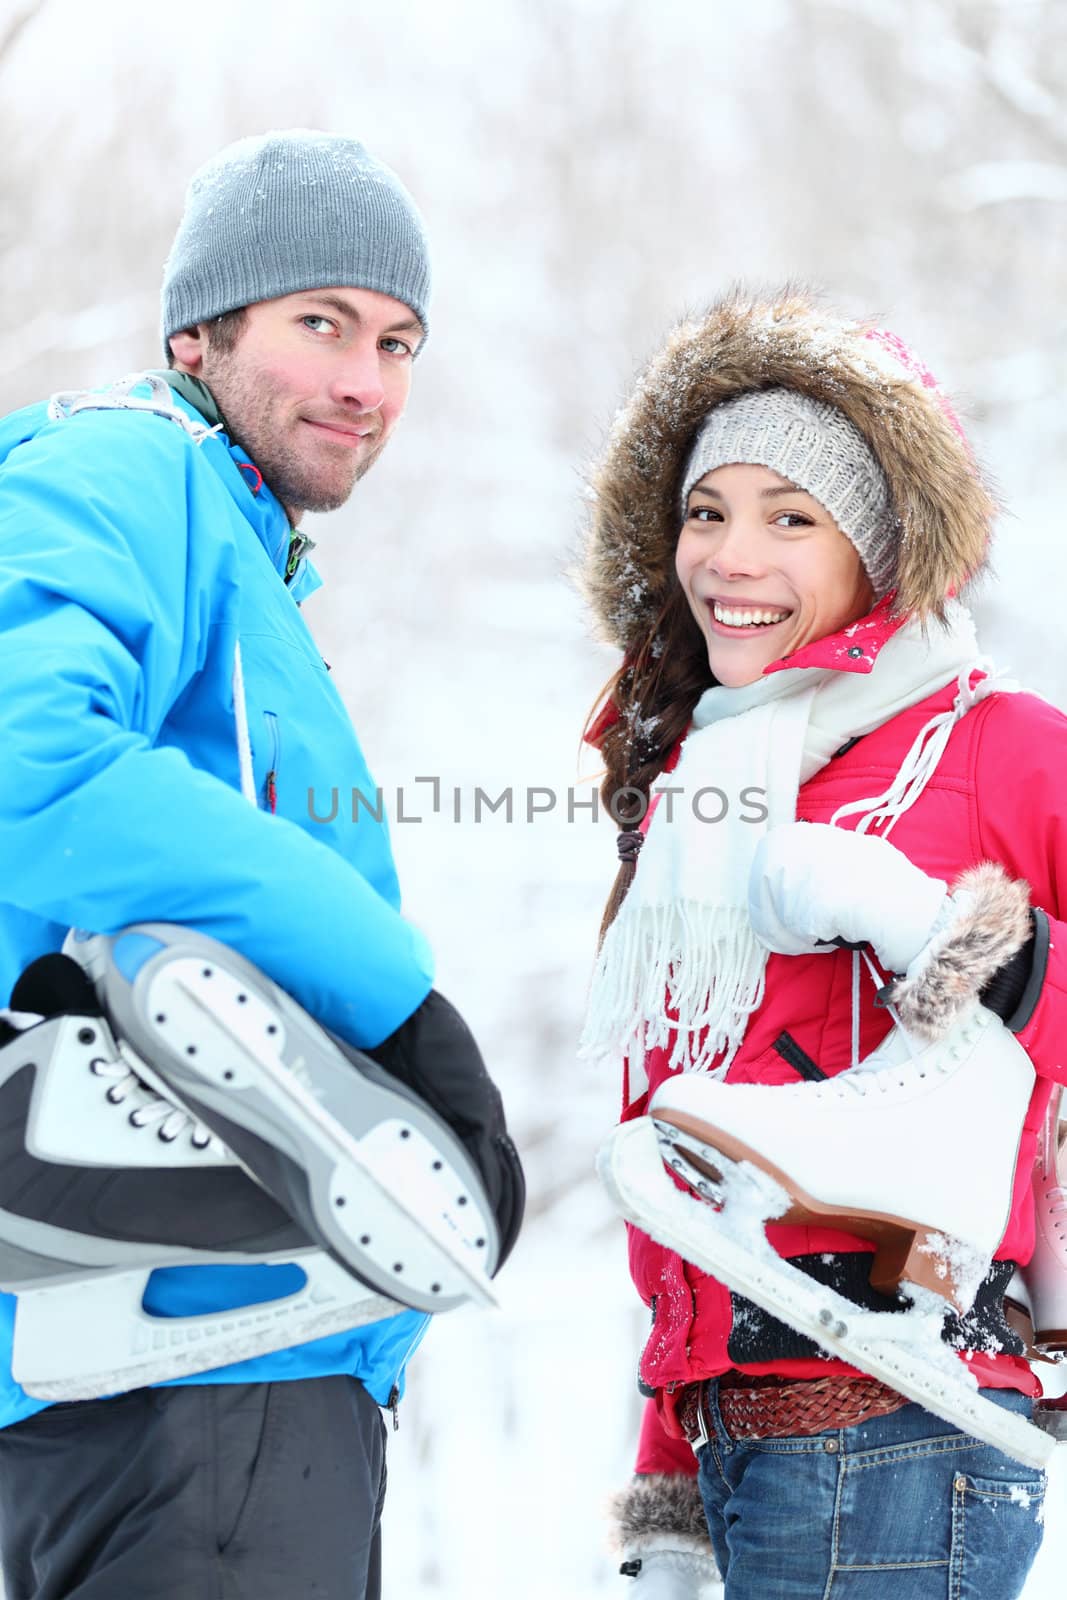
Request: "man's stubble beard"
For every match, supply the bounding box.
[204,351,385,518]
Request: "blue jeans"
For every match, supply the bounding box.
[696,1382,1045,1599]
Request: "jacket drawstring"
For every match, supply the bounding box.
[47,372,225,446]
[833,659,1018,1066]
[830,660,1011,839]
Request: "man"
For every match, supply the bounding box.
[0,130,522,1598]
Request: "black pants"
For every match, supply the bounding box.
[0,1376,387,1599]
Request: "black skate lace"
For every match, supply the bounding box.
[88,1052,219,1151]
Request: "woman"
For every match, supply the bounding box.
[580,288,1064,1597]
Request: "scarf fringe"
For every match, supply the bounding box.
[582,610,996,1085]
[580,901,766,1075]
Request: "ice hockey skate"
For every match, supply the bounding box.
[1024,1084,1067,1355]
[0,936,497,1399]
[0,958,401,1398]
[75,924,500,1311]
[597,1004,1057,1468]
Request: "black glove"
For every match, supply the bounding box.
[365,990,525,1273]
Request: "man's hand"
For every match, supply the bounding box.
[365,991,524,1271]
[748,821,952,975]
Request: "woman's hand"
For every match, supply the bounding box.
[747,821,952,975]
[749,824,1036,1039]
[620,1548,723,1597]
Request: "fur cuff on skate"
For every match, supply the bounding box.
[882,862,1033,1042]
[608,1472,714,1558]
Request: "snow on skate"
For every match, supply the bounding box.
[598,1002,1059,1468]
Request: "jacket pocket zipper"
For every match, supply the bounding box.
[772,1030,828,1082]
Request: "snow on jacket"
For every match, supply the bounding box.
[0,374,435,1428]
[577,289,1064,1476]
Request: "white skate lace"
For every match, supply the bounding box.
[88,1050,220,1151]
[823,950,976,1100]
[827,1029,973,1099]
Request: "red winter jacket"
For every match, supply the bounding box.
[620,620,1065,1475]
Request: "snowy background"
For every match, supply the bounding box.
[2,0,1066,1592]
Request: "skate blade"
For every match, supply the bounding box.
[131,954,499,1313]
[653,1112,984,1314]
[598,1119,1057,1470]
[12,1254,401,1400]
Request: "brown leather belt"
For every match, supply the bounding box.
[677,1371,907,1446]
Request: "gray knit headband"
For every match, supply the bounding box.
[680,389,896,596]
[161,130,431,356]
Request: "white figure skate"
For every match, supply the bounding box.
[598,1006,1056,1468]
[1024,1084,1067,1354]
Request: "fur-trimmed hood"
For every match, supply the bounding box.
[580,287,996,653]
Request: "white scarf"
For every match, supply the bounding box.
[582,603,1001,1085]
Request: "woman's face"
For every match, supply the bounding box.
[675,463,876,688]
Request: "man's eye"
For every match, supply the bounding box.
[380,336,412,356]
[301,316,334,334]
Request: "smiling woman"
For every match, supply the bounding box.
[673,385,892,689]
[676,458,875,689]
[579,287,1067,1600]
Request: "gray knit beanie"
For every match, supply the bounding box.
[680,388,897,596]
[161,130,431,356]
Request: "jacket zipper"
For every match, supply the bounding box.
[385,1315,432,1431]
[685,1285,697,1361]
[772,1029,828,1083]
[285,530,312,583]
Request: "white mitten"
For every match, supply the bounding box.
[620,1546,723,1597]
[612,1473,721,1599]
[748,821,952,975]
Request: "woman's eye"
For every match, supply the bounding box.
[774,511,813,529]
[688,506,721,522]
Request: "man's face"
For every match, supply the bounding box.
[183,287,422,521]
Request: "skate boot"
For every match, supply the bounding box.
[1023,1084,1067,1353]
[0,955,403,1398]
[74,924,500,1314]
[597,1006,1054,1467]
[649,1003,1033,1314]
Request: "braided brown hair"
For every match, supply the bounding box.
[592,582,716,940]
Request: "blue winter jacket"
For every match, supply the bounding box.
[0,374,435,1428]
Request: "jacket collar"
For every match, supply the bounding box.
[763,594,906,676]
[155,370,223,429]
[583,595,908,750]
[156,373,321,598]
